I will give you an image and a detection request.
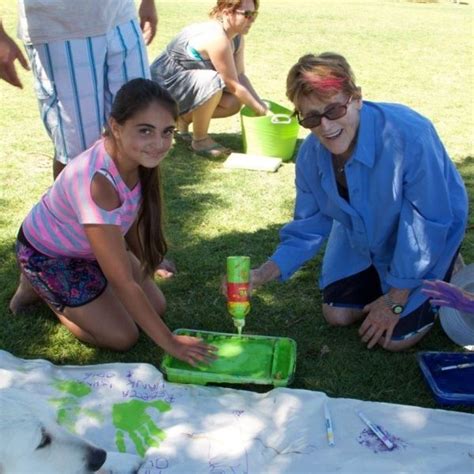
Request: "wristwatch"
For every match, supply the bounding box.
[383,294,404,315]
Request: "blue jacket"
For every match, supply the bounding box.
[270,101,468,315]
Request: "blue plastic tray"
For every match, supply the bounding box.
[417,351,474,405]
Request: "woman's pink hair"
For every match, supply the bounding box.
[287,52,361,109]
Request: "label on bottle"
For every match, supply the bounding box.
[227,282,249,302]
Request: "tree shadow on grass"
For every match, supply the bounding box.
[1,151,472,411]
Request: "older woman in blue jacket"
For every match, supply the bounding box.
[250,52,468,351]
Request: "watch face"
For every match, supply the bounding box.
[392,304,404,315]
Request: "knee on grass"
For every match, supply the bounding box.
[101,326,140,352]
[322,304,362,327]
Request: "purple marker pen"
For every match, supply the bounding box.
[357,411,394,450]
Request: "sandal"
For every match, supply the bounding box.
[173,131,193,145]
[192,143,232,158]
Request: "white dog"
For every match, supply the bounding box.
[0,388,143,474]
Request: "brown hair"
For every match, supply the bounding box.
[105,78,178,276]
[286,52,361,110]
[209,0,259,18]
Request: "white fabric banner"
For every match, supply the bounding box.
[0,350,472,473]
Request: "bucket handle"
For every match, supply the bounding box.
[271,114,292,125]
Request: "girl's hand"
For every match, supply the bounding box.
[422,279,474,313]
[168,335,218,366]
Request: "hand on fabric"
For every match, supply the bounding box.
[138,0,158,45]
[154,257,177,279]
[0,24,29,88]
[168,334,217,366]
[358,296,400,349]
[113,399,171,457]
[422,279,474,314]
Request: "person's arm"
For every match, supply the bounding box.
[206,33,266,115]
[359,124,467,349]
[138,0,158,45]
[258,141,332,285]
[85,223,212,365]
[0,19,29,88]
[387,124,465,289]
[422,279,474,313]
[125,220,176,279]
[233,37,266,109]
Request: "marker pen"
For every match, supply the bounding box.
[357,411,394,450]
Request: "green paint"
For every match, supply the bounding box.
[169,335,273,377]
[53,379,92,397]
[112,399,171,458]
[49,379,101,434]
[163,330,297,387]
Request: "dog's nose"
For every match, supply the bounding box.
[86,447,107,472]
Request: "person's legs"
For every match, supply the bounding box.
[25,36,108,178]
[54,287,139,351]
[26,19,148,179]
[191,90,223,141]
[322,304,365,326]
[213,91,242,118]
[322,265,383,326]
[175,92,240,148]
[56,251,165,350]
[9,272,42,314]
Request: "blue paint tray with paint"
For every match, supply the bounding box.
[161,329,297,387]
[417,351,474,405]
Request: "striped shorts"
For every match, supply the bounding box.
[26,19,150,164]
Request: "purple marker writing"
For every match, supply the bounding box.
[357,411,394,450]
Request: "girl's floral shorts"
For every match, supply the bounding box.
[16,228,107,312]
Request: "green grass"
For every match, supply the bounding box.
[0,0,473,412]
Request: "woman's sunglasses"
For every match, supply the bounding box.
[297,96,353,129]
[235,9,259,20]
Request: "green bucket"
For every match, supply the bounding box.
[240,100,299,161]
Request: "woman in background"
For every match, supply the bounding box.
[151,0,267,158]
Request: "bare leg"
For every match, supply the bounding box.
[212,92,241,118]
[9,272,41,315]
[322,303,365,326]
[52,252,166,351]
[179,92,240,136]
[191,90,224,143]
[322,303,432,352]
[379,326,432,352]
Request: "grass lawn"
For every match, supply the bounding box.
[0,0,472,412]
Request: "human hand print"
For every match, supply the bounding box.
[112,399,171,457]
[49,378,102,432]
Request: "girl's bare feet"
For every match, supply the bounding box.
[9,273,41,315]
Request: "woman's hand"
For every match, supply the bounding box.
[358,296,400,349]
[220,261,280,297]
[138,0,158,45]
[168,335,218,366]
[422,279,474,313]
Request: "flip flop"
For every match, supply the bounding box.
[192,143,232,158]
[173,131,193,145]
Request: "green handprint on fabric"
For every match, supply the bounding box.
[49,379,102,432]
[112,399,171,458]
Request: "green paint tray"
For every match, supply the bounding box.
[161,329,297,387]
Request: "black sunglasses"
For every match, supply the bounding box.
[297,96,353,129]
[235,9,259,20]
